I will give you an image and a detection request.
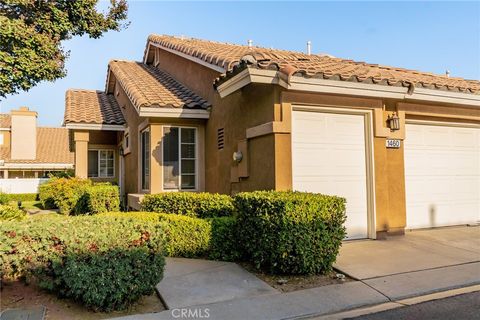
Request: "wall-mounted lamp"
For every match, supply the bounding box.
[233,151,243,163]
[119,146,124,156]
[387,112,400,131]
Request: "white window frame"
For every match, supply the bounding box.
[88,149,115,178]
[162,126,198,191]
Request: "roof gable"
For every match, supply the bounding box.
[106,60,211,110]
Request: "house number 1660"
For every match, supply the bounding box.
[386,139,401,149]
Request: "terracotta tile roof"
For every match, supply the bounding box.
[146,34,480,94]
[108,60,211,110]
[0,114,11,128]
[0,127,74,165]
[64,90,125,125]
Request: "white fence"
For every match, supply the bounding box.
[0,178,49,194]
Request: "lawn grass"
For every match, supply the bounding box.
[19,201,44,211]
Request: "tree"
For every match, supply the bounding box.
[0,0,128,97]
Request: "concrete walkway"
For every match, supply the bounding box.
[114,282,388,320]
[157,258,278,308]
[111,226,479,320]
[334,226,480,280]
[334,226,480,300]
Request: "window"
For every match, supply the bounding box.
[88,150,114,178]
[141,129,150,190]
[163,127,196,190]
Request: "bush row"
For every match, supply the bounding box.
[141,192,234,218]
[39,178,119,214]
[0,193,38,204]
[0,215,165,311]
[100,212,239,261]
[141,191,346,274]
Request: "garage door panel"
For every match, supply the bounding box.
[405,123,480,229]
[292,110,369,239]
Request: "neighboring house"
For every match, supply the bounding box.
[64,34,480,239]
[0,107,73,193]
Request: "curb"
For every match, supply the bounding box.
[308,284,480,320]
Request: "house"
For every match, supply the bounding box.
[0,107,74,193]
[63,35,480,239]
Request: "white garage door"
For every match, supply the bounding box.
[405,122,480,229]
[292,110,369,239]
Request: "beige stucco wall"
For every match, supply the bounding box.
[121,46,480,236]
[11,107,37,160]
[0,131,10,148]
[155,48,278,194]
[112,78,145,194]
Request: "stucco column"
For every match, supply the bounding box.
[149,124,162,194]
[73,130,89,179]
[373,105,407,238]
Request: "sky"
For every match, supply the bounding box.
[1,1,479,126]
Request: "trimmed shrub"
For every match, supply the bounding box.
[77,184,120,214]
[100,212,211,258]
[2,193,38,202]
[207,216,241,261]
[141,192,234,218]
[0,204,26,221]
[0,192,9,205]
[39,177,92,214]
[100,212,239,260]
[0,215,165,311]
[159,213,211,257]
[235,191,346,275]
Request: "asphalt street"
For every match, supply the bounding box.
[347,291,480,320]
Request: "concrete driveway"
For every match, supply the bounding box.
[335,226,480,280]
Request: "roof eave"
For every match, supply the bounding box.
[0,163,74,169]
[65,123,126,131]
[217,68,480,107]
[147,41,226,73]
[139,106,210,119]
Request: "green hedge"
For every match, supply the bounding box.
[235,191,346,275]
[0,215,165,311]
[78,185,120,214]
[38,178,120,215]
[207,216,240,261]
[0,204,27,221]
[101,212,239,260]
[141,192,234,218]
[39,177,92,213]
[0,193,38,204]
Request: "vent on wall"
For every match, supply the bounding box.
[217,128,225,150]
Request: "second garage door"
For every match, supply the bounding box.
[292,109,370,239]
[405,122,480,229]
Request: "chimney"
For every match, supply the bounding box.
[247,40,253,48]
[306,41,312,55]
[11,106,37,160]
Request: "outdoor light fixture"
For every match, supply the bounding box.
[387,112,400,131]
[233,151,243,163]
[119,147,124,156]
